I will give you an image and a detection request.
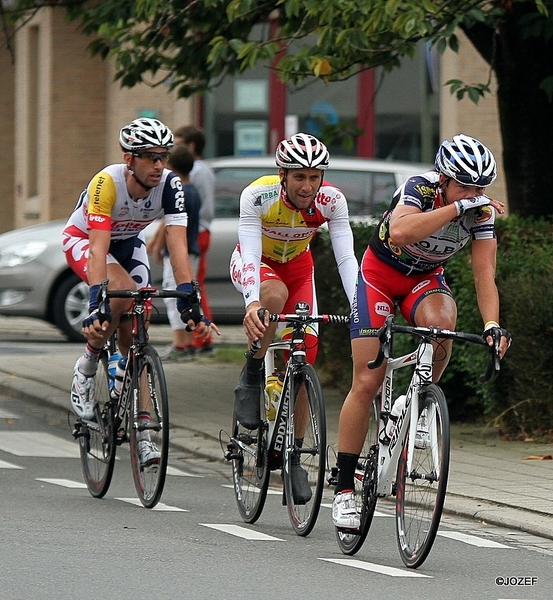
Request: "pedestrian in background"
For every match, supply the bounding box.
[148,145,202,361]
[174,125,215,354]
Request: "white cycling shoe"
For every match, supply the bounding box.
[138,439,161,472]
[332,490,361,529]
[70,360,96,420]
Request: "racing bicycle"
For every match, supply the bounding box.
[223,302,349,536]
[332,314,501,568]
[72,281,197,508]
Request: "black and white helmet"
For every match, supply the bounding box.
[119,117,174,152]
[275,133,330,170]
[435,134,496,186]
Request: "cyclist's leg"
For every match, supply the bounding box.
[401,268,457,382]
[231,249,287,429]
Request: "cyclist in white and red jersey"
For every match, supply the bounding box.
[332,134,512,529]
[230,133,358,499]
[62,118,213,468]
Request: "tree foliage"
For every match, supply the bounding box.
[4,0,553,215]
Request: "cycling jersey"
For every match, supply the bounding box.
[64,163,187,240]
[234,174,357,306]
[62,163,187,286]
[369,171,496,275]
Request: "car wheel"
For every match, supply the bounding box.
[51,272,88,342]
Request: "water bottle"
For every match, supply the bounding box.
[112,355,128,398]
[264,372,284,421]
[107,352,123,390]
[382,394,406,442]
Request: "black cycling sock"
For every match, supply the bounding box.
[335,452,360,494]
[244,356,263,385]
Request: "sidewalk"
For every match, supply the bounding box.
[1,316,552,540]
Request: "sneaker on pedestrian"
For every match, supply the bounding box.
[138,439,161,471]
[332,490,360,529]
[159,345,196,362]
[290,461,312,504]
[233,364,262,429]
[198,343,214,355]
[415,409,430,449]
[70,360,96,421]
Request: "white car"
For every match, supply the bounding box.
[0,156,430,341]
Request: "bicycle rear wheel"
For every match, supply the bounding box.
[283,364,326,536]
[78,351,116,498]
[129,346,170,508]
[336,396,379,554]
[230,405,270,524]
[395,383,450,568]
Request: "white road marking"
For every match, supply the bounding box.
[115,498,188,511]
[221,484,281,495]
[0,409,20,419]
[36,478,87,489]
[200,524,284,541]
[0,459,24,469]
[320,502,392,517]
[437,531,513,548]
[166,465,203,477]
[320,558,432,577]
[0,432,79,457]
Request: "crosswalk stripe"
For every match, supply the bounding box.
[0,432,79,457]
[320,502,392,517]
[320,558,432,577]
[437,531,513,548]
[36,478,87,489]
[221,484,281,495]
[200,524,284,541]
[115,498,188,511]
[0,459,24,469]
[166,465,203,477]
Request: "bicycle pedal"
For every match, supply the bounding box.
[337,527,361,536]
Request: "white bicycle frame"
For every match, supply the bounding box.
[375,339,435,496]
[263,341,291,450]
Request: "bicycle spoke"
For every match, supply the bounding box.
[129,347,169,508]
[395,384,450,568]
[77,352,116,498]
[283,364,326,536]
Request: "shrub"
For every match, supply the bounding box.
[313,216,553,438]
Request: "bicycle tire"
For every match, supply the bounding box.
[395,383,450,568]
[336,396,380,554]
[283,363,326,536]
[78,351,116,498]
[230,400,270,524]
[129,346,170,508]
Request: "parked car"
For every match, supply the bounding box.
[0,156,430,341]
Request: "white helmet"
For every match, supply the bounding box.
[275,133,330,169]
[435,134,497,186]
[119,118,174,151]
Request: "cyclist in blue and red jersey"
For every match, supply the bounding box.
[62,118,214,468]
[332,134,512,529]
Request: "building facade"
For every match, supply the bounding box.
[0,8,504,233]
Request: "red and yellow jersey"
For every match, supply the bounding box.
[236,175,358,306]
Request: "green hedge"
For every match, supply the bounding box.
[312,216,553,438]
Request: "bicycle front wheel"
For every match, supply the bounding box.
[395,383,450,568]
[129,346,170,508]
[336,396,380,554]
[78,352,116,498]
[283,364,326,536]
[230,409,270,523]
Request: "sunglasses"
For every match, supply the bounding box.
[132,151,171,164]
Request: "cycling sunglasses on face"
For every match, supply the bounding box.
[132,151,171,164]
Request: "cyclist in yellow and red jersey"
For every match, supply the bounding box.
[62,118,215,468]
[230,133,358,445]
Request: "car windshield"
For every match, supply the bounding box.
[213,167,397,219]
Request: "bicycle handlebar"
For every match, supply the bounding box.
[244,307,350,359]
[368,315,501,383]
